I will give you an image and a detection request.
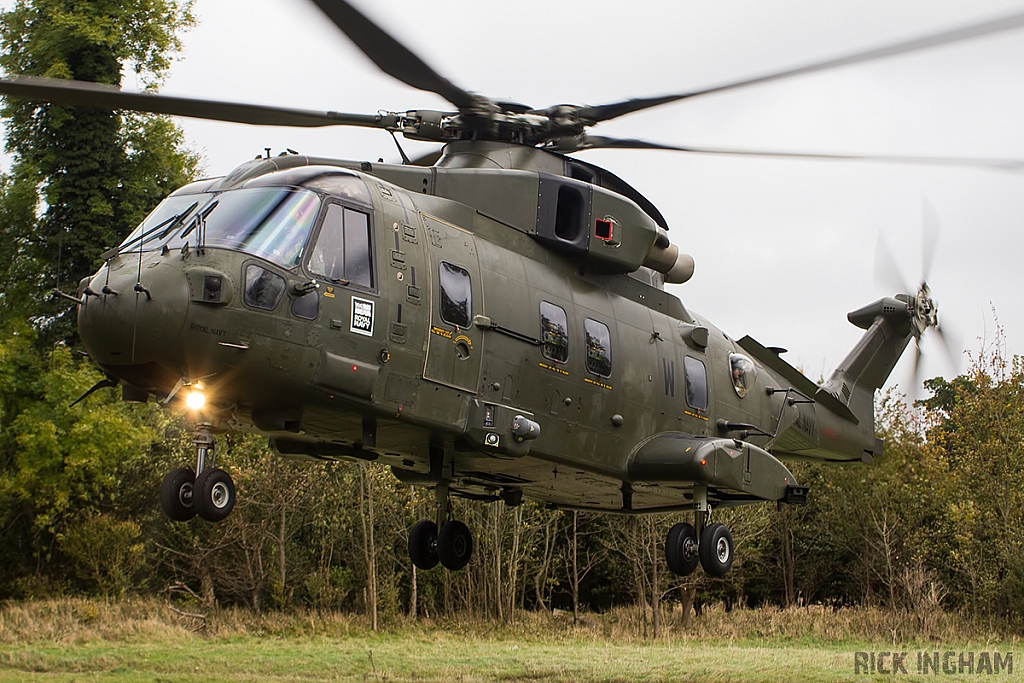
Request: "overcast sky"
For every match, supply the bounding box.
[11,0,1024,394]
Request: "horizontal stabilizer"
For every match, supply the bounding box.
[738,336,859,425]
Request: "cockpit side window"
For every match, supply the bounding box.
[307,204,374,289]
[729,353,757,398]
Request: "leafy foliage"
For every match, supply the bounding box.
[0,0,198,338]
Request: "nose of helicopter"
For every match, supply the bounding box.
[78,257,190,367]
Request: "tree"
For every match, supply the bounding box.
[0,0,199,597]
[922,336,1024,618]
[0,0,198,336]
[0,332,167,596]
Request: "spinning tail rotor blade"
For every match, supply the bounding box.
[0,75,389,129]
[911,342,925,401]
[575,9,1024,124]
[874,236,910,295]
[933,323,963,374]
[308,0,479,110]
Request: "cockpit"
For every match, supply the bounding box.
[114,167,374,275]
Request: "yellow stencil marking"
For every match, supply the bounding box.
[539,362,569,376]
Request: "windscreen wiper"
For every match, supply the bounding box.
[108,201,200,258]
[157,201,200,241]
[177,200,219,242]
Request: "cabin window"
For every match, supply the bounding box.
[308,204,374,289]
[729,353,757,398]
[584,318,612,377]
[540,301,569,363]
[683,356,708,411]
[243,264,286,311]
[438,261,472,328]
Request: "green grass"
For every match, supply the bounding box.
[3,635,1020,682]
[0,600,1020,682]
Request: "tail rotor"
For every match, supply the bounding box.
[873,201,960,397]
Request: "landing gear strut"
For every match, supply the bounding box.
[665,485,734,577]
[160,422,236,523]
[407,481,474,571]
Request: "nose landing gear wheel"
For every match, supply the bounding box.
[194,467,236,522]
[161,468,197,521]
[665,522,700,576]
[437,520,473,570]
[699,522,734,577]
[408,519,439,570]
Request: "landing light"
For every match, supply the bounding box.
[185,389,206,410]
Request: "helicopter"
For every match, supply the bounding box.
[0,0,1012,577]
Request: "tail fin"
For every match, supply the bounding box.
[819,295,917,427]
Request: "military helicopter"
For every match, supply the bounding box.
[0,1,1013,577]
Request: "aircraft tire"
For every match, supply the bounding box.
[665,522,700,576]
[699,522,734,577]
[437,520,473,571]
[194,468,236,522]
[160,467,196,521]
[408,519,439,570]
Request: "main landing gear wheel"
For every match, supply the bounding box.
[699,522,734,577]
[437,520,473,570]
[665,522,700,576]
[408,519,439,570]
[160,467,196,521]
[194,467,236,522]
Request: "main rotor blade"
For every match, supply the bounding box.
[0,75,389,128]
[308,0,478,111]
[565,136,1024,172]
[576,9,1024,123]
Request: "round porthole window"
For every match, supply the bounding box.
[729,353,757,398]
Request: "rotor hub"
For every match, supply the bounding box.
[913,283,939,337]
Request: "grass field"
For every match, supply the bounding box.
[0,600,1019,682]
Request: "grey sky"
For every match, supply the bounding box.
[13,0,1024,392]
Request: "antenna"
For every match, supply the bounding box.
[130,223,146,363]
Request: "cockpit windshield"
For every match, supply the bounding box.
[118,193,213,253]
[166,187,321,268]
